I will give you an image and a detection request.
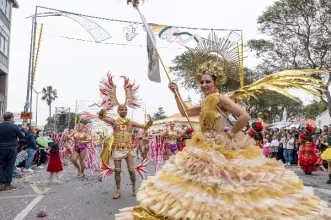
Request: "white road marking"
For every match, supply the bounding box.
[12,171,66,219]
[13,195,43,220]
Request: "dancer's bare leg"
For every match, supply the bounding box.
[71,151,81,176]
[166,148,173,159]
[141,146,146,161]
[126,154,136,196]
[78,149,87,178]
[113,160,122,199]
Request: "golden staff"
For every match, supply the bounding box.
[237,41,244,87]
[134,6,195,131]
[31,23,43,88]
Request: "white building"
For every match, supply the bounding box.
[315,110,331,129]
[0,0,19,119]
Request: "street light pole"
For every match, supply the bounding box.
[24,6,38,124]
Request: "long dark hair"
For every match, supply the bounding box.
[50,143,59,154]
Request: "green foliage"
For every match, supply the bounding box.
[247,0,331,115]
[41,86,58,124]
[247,91,304,123]
[152,107,168,121]
[303,101,327,119]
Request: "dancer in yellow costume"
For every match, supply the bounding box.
[116,61,331,219]
[98,74,153,199]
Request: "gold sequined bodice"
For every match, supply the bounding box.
[73,132,88,146]
[112,117,133,151]
[199,93,221,132]
[166,130,178,144]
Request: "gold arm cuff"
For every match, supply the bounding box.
[142,121,153,130]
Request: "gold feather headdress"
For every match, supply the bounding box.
[99,73,141,110]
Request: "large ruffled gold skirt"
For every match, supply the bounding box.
[116,132,331,220]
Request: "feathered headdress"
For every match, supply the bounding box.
[299,124,314,142]
[305,124,314,136]
[99,73,141,110]
[252,121,263,131]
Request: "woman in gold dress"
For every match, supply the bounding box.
[116,61,331,219]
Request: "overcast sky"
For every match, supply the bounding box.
[8,0,277,126]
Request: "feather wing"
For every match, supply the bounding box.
[229,69,328,102]
[121,76,141,109]
[99,73,119,110]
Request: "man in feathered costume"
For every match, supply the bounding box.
[247,121,264,148]
[98,74,153,199]
[298,124,318,175]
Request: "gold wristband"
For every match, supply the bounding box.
[143,120,153,130]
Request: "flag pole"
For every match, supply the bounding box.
[135,6,195,131]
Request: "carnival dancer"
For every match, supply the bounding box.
[247,121,264,148]
[164,122,180,158]
[66,123,91,178]
[139,130,150,161]
[98,74,153,199]
[298,125,318,175]
[116,61,331,219]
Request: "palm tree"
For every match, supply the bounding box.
[41,86,58,124]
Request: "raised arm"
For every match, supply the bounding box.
[168,82,201,117]
[98,109,115,126]
[66,131,76,140]
[218,94,250,135]
[132,115,153,130]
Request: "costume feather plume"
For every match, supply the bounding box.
[121,76,141,109]
[228,69,328,102]
[98,160,113,181]
[80,112,97,120]
[135,159,149,179]
[99,73,119,110]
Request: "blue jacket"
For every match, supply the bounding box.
[0,121,25,148]
[25,131,37,150]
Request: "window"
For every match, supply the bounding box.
[4,39,8,57]
[1,0,6,15]
[5,0,10,20]
[0,35,4,54]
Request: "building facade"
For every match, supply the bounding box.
[0,0,19,120]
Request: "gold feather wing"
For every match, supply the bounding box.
[228,69,328,101]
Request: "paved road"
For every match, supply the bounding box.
[1,162,330,220]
